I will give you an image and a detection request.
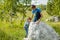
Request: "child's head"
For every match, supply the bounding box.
[27,17,32,22]
[32,5,36,10]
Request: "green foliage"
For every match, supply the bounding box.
[0,20,25,40]
[40,4,46,10]
[46,0,53,16]
[46,0,60,16]
[47,22,60,35]
[0,0,31,22]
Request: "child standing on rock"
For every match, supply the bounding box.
[24,17,31,38]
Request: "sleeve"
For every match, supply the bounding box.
[32,10,35,14]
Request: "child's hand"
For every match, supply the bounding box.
[36,21,40,24]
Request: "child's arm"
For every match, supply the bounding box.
[24,22,27,28]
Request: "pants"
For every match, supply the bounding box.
[24,26,28,37]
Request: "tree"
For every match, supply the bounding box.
[40,4,46,10]
[46,0,60,16]
[0,0,31,22]
[46,0,54,16]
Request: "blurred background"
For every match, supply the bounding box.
[0,0,60,40]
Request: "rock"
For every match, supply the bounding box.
[28,22,59,40]
[45,16,59,22]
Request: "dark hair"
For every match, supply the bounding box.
[32,5,36,8]
[28,17,32,20]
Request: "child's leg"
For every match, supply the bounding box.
[24,27,28,37]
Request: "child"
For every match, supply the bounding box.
[24,17,31,38]
[31,5,42,24]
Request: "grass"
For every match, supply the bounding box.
[47,22,60,35]
[0,10,60,40]
[0,20,25,40]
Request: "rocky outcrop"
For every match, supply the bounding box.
[27,22,59,40]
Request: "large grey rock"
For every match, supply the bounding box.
[45,16,59,22]
[28,22,59,40]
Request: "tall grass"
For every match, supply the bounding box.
[0,20,25,40]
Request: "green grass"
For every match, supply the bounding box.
[47,22,60,35]
[0,20,25,40]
